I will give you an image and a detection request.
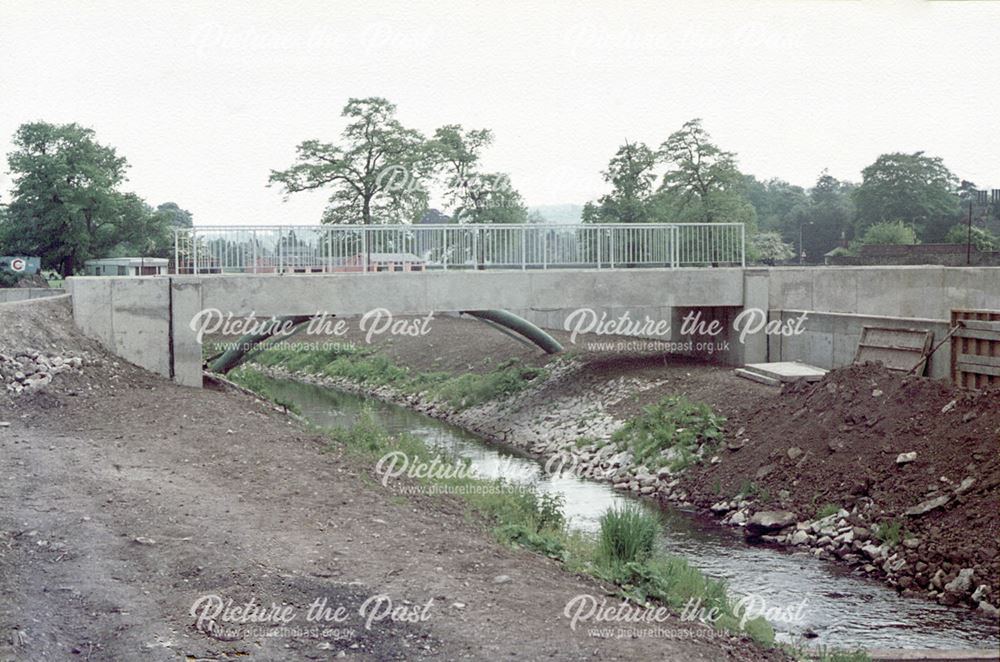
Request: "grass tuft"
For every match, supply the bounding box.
[611,396,724,470]
[597,504,659,568]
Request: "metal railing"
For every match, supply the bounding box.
[172,223,745,274]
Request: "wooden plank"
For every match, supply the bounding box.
[954,328,1000,342]
[951,309,1000,318]
[960,320,1000,331]
[958,353,1000,368]
[956,362,1000,377]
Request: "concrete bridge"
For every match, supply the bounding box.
[65,265,1000,388]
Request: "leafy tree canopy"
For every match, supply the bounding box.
[430,125,527,224]
[582,141,658,224]
[853,151,959,241]
[269,97,432,225]
[1,122,175,273]
[654,119,755,227]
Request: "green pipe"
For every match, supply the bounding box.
[208,308,562,375]
[208,315,313,374]
[462,310,563,354]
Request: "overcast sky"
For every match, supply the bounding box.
[1,0,998,226]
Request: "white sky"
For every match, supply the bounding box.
[1,0,998,226]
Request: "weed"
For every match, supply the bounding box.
[815,503,841,519]
[875,519,904,547]
[610,396,724,470]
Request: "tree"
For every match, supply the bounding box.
[743,175,809,236]
[853,152,960,242]
[0,122,169,274]
[105,194,174,258]
[957,180,1000,237]
[654,119,755,226]
[794,172,857,262]
[269,97,431,225]
[582,141,659,224]
[156,202,193,229]
[430,125,527,224]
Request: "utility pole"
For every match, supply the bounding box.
[967,197,974,265]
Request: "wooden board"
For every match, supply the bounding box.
[951,309,1000,389]
[853,326,934,375]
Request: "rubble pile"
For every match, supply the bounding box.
[0,350,82,395]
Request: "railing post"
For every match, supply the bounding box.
[193,230,199,275]
[362,225,368,273]
[596,228,602,269]
[251,230,258,274]
[173,229,179,274]
[521,225,526,270]
[542,228,549,269]
[609,227,615,269]
[740,224,746,268]
[472,226,479,270]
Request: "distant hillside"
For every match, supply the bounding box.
[528,204,583,224]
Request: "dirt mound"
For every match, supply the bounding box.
[686,363,1000,603]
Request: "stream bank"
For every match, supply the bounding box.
[232,316,998,628]
[242,371,1000,652]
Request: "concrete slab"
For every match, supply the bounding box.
[734,368,781,387]
[742,361,828,383]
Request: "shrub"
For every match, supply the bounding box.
[855,221,919,247]
[750,231,795,265]
[944,224,999,251]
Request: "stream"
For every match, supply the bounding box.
[258,376,998,650]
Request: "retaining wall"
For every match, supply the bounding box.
[0,287,65,303]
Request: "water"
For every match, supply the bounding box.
[262,377,999,650]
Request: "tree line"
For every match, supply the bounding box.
[1,97,995,274]
[583,119,999,262]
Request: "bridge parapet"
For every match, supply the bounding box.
[173,223,745,274]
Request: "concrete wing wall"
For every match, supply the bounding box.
[67,277,172,379]
[766,266,1000,320]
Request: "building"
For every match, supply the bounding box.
[85,257,169,276]
[336,252,426,272]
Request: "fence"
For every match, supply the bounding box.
[172,223,745,274]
